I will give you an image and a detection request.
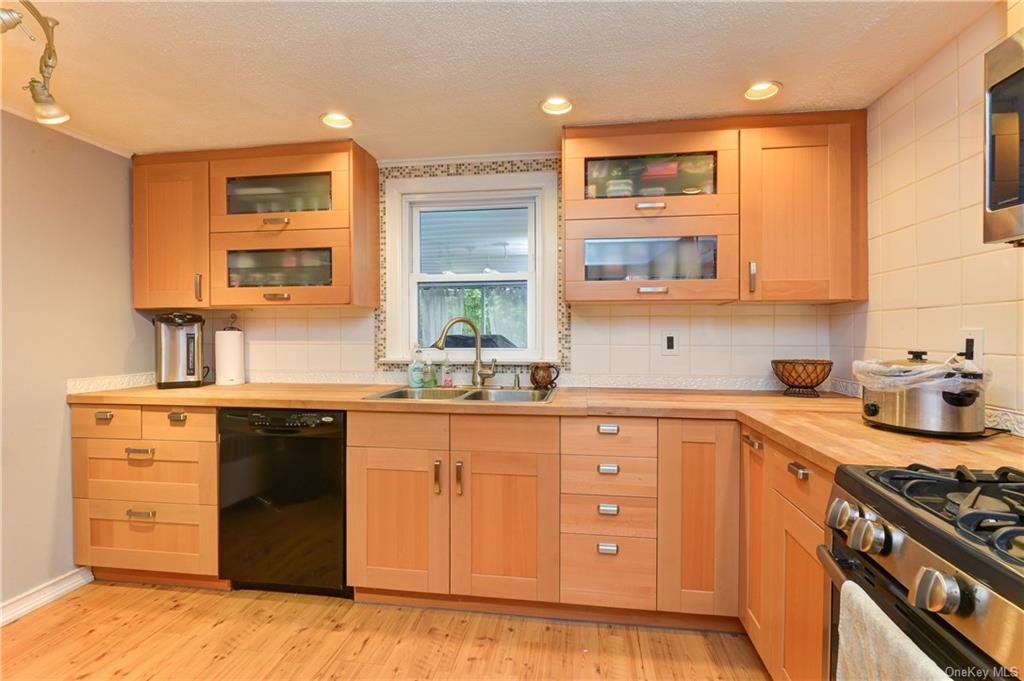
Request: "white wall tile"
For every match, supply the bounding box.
[572,345,610,374]
[882,143,917,195]
[957,4,1005,65]
[648,347,690,376]
[307,318,342,342]
[915,39,958,94]
[958,154,984,207]
[276,344,308,372]
[881,309,918,349]
[879,268,918,310]
[879,227,917,272]
[882,185,916,232]
[915,166,959,222]
[962,302,1020,354]
[917,306,962,352]
[958,103,984,160]
[731,346,775,377]
[308,343,342,371]
[690,346,732,375]
[691,316,732,345]
[609,345,650,374]
[609,317,650,345]
[914,73,958,137]
[916,212,961,265]
[733,316,774,345]
[917,260,963,308]
[986,353,1017,409]
[340,314,376,344]
[962,249,1021,304]
[957,53,985,113]
[571,315,610,345]
[340,343,375,371]
[881,102,916,158]
[915,119,959,179]
[774,316,818,346]
[879,75,915,121]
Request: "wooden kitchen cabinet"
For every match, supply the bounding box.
[449,449,560,602]
[657,418,740,617]
[740,122,865,302]
[346,447,451,594]
[131,161,210,308]
[739,427,770,661]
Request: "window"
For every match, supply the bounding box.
[384,172,558,363]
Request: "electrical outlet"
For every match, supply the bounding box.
[958,328,985,366]
[661,330,681,356]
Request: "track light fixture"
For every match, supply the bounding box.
[1,1,69,125]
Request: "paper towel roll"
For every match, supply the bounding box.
[215,329,245,386]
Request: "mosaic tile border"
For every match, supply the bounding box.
[375,157,568,374]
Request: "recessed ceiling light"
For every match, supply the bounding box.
[744,81,782,101]
[540,96,573,115]
[320,112,353,129]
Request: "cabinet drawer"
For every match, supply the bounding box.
[769,445,831,527]
[451,415,559,454]
[72,439,217,505]
[71,405,141,439]
[141,406,217,442]
[348,412,449,450]
[73,499,217,575]
[561,455,657,497]
[560,494,656,538]
[560,533,657,610]
[560,417,657,458]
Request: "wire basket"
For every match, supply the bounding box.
[771,359,833,398]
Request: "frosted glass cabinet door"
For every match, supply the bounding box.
[210,152,351,232]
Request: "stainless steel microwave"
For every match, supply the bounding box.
[985,29,1024,245]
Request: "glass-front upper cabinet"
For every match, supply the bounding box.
[563,129,739,220]
[210,150,351,232]
[565,215,739,302]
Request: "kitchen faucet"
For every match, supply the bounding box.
[429,316,496,387]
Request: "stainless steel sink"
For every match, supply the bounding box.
[460,388,556,403]
[365,386,556,403]
[372,387,474,400]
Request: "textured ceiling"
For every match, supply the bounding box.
[1,1,995,160]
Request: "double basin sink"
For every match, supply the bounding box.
[366,386,557,403]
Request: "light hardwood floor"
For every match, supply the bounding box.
[1,583,770,680]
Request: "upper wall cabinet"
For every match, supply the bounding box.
[740,124,862,302]
[131,142,380,309]
[132,161,211,308]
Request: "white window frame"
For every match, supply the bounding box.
[384,172,559,364]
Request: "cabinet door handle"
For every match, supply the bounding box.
[95,410,114,421]
[124,447,155,459]
[596,423,620,435]
[597,463,620,475]
[637,286,669,294]
[433,459,442,495]
[741,433,763,450]
[597,503,620,516]
[167,411,187,422]
[788,462,810,481]
[455,460,464,496]
[194,273,203,301]
[634,201,666,210]
[597,542,619,555]
[263,293,291,301]
[126,509,156,520]
[262,217,291,226]
[748,261,758,293]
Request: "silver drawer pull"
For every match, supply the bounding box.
[637,286,669,294]
[597,463,620,475]
[597,503,620,516]
[787,462,810,481]
[596,423,620,435]
[95,411,114,421]
[597,543,619,555]
[634,201,666,210]
[741,433,763,450]
[167,411,187,423]
[262,217,291,226]
[124,447,155,458]
[263,292,291,301]
[125,509,156,520]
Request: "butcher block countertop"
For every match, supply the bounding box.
[68,383,1021,471]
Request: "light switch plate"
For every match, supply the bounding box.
[958,328,985,367]
[661,330,681,356]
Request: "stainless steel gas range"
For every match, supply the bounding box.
[819,464,1023,679]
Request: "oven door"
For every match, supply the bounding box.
[818,536,1001,680]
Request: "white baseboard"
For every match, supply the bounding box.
[1,567,94,626]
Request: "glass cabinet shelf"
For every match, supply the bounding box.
[583,236,717,281]
[226,173,332,215]
[585,153,716,199]
[227,248,332,288]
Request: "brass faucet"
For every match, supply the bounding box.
[429,316,496,387]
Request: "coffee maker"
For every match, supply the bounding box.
[153,312,205,389]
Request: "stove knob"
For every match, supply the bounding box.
[909,567,961,614]
[848,518,888,554]
[826,498,861,531]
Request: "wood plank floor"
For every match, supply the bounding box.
[1,582,770,680]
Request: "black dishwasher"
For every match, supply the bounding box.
[218,408,349,597]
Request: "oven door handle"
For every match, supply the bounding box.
[817,544,851,587]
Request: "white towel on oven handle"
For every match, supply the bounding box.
[836,581,949,681]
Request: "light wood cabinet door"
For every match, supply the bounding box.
[739,428,770,660]
[768,492,829,681]
[132,161,210,308]
[740,124,863,302]
[450,450,559,603]
[657,419,740,616]
[347,447,450,594]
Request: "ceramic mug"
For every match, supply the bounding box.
[529,363,560,389]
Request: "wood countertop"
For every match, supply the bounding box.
[67,383,1021,471]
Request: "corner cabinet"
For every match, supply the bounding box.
[131,141,379,309]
